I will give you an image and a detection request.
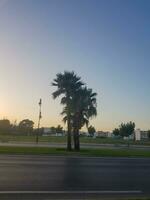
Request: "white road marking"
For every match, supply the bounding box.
[0,190,142,194]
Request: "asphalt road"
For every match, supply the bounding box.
[0,155,150,199]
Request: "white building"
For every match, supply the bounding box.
[42,127,52,136]
[95,131,112,138]
[43,127,51,134]
[43,127,65,137]
[135,129,141,141]
[132,129,148,141]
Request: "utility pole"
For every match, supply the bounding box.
[36,98,42,144]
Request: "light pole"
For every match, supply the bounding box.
[36,98,42,144]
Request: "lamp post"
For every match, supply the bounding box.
[36,98,42,143]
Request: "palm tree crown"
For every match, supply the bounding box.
[72,87,97,128]
[52,71,84,99]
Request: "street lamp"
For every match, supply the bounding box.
[36,98,42,143]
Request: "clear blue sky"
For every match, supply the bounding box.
[0,0,150,131]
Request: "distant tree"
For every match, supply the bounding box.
[18,119,34,135]
[119,121,135,138]
[88,125,96,137]
[112,128,120,137]
[55,125,63,133]
[0,119,11,134]
[50,126,56,134]
[147,130,150,140]
[0,119,11,129]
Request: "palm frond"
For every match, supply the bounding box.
[52,89,64,99]
[61,106,68,116]
[61,97,67,105]
[62,116,68,124]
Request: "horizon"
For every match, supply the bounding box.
[1,0,150,131]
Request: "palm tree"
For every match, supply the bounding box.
[62,87,97,151]
[52,71,83,151]
[73,87,97,151]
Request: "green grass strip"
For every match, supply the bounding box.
[0,146,150,157]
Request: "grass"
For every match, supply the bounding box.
[0,135,150,146]
[0,135,67,143]
[0,146,150,157]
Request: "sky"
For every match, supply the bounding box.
[0,0,150,131]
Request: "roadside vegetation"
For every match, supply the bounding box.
[0,135,150,146]
[113,121,135,138]
[0,146,150,157]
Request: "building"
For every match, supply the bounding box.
[42,127,52,136]
[55,132,65,137]
[42,127,65,137]
[96,131,112,138]
[135,129,141,141]
[134,129,148,141]
[140,131,149,140]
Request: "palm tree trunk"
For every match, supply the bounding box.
[67,125,72,151]
[73,114,80,151]
[67,99,72,151]
[73,128,76,150]
[75,129,80,151]
[67,117,72,151]
[73,126,80,151]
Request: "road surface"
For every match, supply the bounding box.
[0,155,149,199]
